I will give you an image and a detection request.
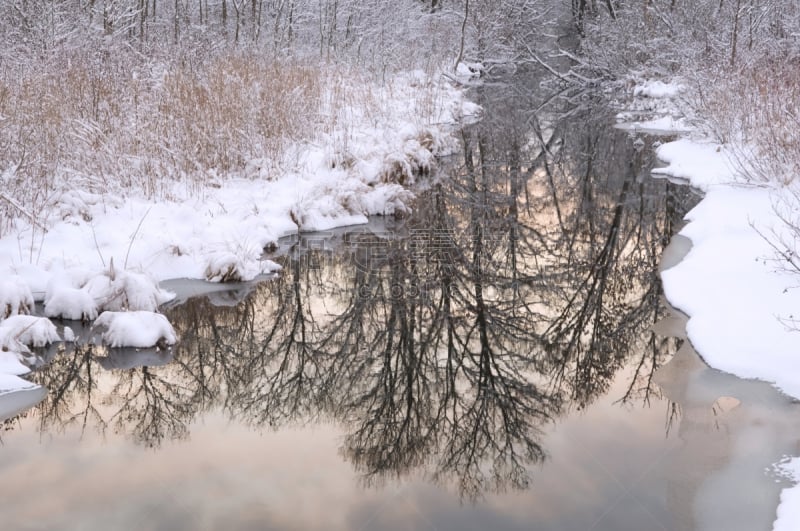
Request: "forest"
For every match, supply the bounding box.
[0,1,797,225]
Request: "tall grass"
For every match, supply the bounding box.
[0,48,369,234]
[693,57,800,186]
[0,40,463,240]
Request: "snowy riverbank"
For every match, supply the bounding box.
[620,80,800,531]
[0,69,479,395]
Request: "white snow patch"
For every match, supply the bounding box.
[653,139,736,189]
[633,80,684,99]
[774,457,800,531]
[615,115,690,134]
[455,61,484,81]
[0,313,54,394]
[0,373,37,394]
[0,349,35,395]
[0,351,31,377]
[93,311,177,348]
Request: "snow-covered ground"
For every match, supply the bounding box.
[0,69,478,397]
[620,80,800,531]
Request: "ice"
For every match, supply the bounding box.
[93,311,177,348]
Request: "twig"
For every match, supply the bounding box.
[124,207,152,269]
[0,192,47,232]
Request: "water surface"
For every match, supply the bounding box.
[2,65,797,531]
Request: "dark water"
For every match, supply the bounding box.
[2,66,797,531]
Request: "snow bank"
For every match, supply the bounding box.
[0,315,59,394]
[93,311,177,348]
[774,458,800,531]
[0,69,475,403]
[0,70,476,287]
[654,142,800,398]
[0,350,36,394]
[623,78,800,531]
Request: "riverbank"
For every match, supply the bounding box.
[621,79,800,530]
[0,65,479,394]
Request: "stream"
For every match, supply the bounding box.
[1,64,798,531]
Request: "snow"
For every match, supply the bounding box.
[0,69,476,402]
[774,458,800,531]
[0,315,60,349]
[0,374,37,395]
[0,348,36,395]
[44,286,98,321]
[0,71,473,286]
[620,79,800,531]
[87,268,176,312]
[0,276,34,318]
[0,314,57,393]
[633,79,684,99]
[615,115,690,134]
[93,311,177,349]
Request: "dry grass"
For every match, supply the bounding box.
[693,57,800,185]
[0,49,331,235]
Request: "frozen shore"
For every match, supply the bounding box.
[622,80,800,531]
[0,69,479,396]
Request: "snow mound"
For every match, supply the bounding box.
[653,139,736,190]
[0,315,60,350]
[633,80,684,99]
[93,311,177,348]
[203,250,279,282]
[0,350,31,376]
[0,276,34,319]
[0,373,37,394]
[86,267,175,312]
[44,287,98,321]
[0,265,50,302]
[455,61,484,80]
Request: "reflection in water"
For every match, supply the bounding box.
[8,66,697,501]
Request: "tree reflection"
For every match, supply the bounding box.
[14,66,695,499]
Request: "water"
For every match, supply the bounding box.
[2,66,799,531]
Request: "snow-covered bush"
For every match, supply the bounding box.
[0,277,34,319]
[0,315,60,352]
[93,311,177,349]
[44,287,99,321]
[85,267,175,312]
